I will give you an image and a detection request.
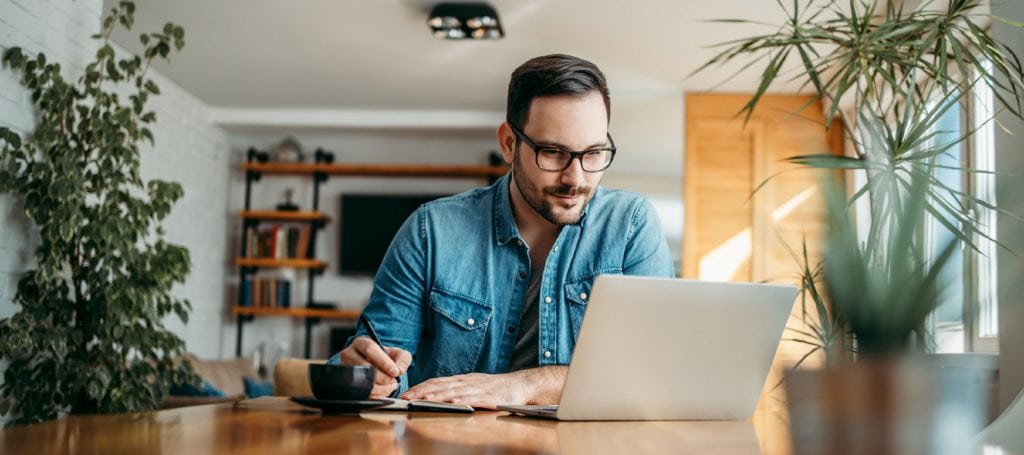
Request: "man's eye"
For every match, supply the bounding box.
[539,148,565,157]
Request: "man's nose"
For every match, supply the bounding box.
[559,157,587,187]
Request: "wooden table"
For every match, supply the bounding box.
[0,396,792,454]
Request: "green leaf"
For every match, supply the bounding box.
[2,47,24,67]
[784,154,870,169]
[144,80,160,95]
[0,127,22,149]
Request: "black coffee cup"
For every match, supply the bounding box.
[308,364,375,401]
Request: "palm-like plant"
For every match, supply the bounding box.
[696,0,1024,356]
[778,235,848,367]
[822,172,959,355]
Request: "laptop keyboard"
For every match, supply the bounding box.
[498,404,559,416]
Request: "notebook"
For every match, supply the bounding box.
[374,398,474,413]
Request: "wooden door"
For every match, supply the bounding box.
[684,94,844,454]
[684,94,842,284]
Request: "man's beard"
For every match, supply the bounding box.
[512,153,594,226]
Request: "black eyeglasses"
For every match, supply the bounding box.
[510,124,616,173]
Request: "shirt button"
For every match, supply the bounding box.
[516,239,524,246]
[518,272,526,279]
[544,351,552,358]
[467,318,475,326]
[544,296,552,304]
[579,293,587,300]
[553,246,559,252]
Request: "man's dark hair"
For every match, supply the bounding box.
[506,54,610,128]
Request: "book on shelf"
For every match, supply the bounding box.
[244,224,312,260]
[296,226,310,259]
[242,276,293,308]
[241,278,252,307]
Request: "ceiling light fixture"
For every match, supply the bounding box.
[428,2,504,40]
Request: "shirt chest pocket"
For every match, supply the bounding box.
[428,288,492,376]
[564,270,622,341]
[564,279,594,341]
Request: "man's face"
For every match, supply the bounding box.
[501,91,609,226]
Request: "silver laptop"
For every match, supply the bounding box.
[498,275,796,421]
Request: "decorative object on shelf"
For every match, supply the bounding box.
[272,136,304,162]
[315,147,335,164]
[699,0,1024,453]
[0,2,198,426]
[276,188,301,211]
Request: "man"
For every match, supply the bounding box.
[329,54,674,409]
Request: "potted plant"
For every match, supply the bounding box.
[0,2,198,425]
[697,0,1024,452]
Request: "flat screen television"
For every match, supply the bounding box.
[338,194,448,275]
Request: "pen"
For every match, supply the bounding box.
[360,314,402,398]
[360,313,388,356]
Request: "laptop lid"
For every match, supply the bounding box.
[555,276,796,421]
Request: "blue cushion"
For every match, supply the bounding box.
[243,376,274,398]
[170,379,226,397]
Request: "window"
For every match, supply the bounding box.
[927,66,999,354]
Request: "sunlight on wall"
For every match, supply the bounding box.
[772,187,816,221]
[696,186,816,282]
[699,228,752,281]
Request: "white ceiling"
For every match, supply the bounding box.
[108,0,797,112]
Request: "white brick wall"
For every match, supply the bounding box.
[0,0,231,359]
[134,57,232,359]
[0,0,105,321]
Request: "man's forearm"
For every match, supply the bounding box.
[515,365,569,405]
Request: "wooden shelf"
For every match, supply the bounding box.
[235,157,504,358]
[241,162,319,175]
[231,306,360,320]
[235,258,327,269]
[239,210,330,223]
[242,162,508,178]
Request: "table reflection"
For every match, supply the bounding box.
[0,397,777,454]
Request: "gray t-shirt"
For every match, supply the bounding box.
[507,263,544,371]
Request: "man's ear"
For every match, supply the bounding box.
[496,123,516,165]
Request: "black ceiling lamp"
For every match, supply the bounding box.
[427,2,504,40]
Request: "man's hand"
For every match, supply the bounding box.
[401,366,568,410]
[338,336,412,398]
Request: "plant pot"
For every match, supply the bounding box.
[785,358,991,455]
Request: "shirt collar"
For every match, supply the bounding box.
[492,173,520,245]
[492,172,601,245]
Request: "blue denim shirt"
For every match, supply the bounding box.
[328,173,674,393]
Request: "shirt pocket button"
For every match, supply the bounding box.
[467,318,475,326]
